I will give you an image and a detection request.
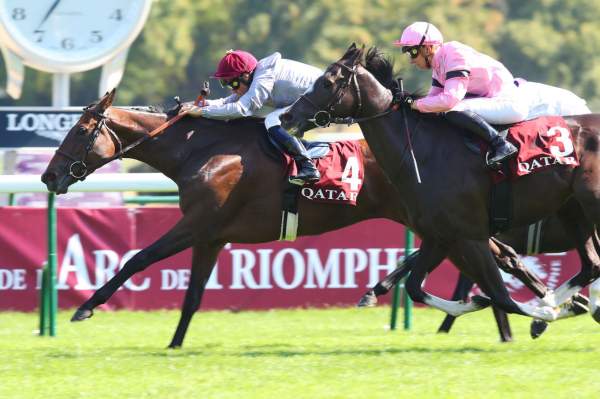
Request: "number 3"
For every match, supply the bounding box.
[546,126,574,158]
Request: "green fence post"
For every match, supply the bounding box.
[39,264,48,336]
[389,266,401,330]
[403,230,414,330]
[47,193,57,336]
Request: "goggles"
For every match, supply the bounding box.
[219,78,241,90]
[402,46,421,59]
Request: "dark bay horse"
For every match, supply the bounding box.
[362,198,597,340]
[281,44,600,321]
[41,90,573,348]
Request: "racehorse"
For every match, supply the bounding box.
[41,90,569,348]
[361,197,596,341]
[39,89,422,348]
[280,44,600,321]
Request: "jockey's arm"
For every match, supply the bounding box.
[197,69,276,120]
[414,72,469,113]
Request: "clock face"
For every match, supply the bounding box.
[0,0,152,72]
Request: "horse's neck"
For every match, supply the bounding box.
[108,108,185,179]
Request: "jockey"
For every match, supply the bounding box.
[394,21,522,167]
[182,49,323,185]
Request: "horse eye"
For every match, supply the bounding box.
[323,78,334,89]
[77,126,87,135]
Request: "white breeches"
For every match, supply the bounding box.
[451,83,591,124]
[451,91,530,124]
[264,107,289,129]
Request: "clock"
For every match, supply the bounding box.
[0,0,153,73]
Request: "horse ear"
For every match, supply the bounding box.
[96,88,117,112]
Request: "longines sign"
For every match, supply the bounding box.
[0,107,82,148]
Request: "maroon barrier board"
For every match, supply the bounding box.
[0,207,581,311]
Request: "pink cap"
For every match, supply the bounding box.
[213,50,258,79]
[393,22,443,47]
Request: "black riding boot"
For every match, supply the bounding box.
[268,126,320,185]
[445,110,518,167]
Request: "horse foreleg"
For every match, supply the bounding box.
[356,250,419,307]
[71,217,193,322]
[405,240,490,316]
[168,243,223,349]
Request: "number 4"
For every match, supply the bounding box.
[341,156,362,191]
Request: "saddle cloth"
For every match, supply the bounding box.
[489,115,579,182]
[282,140,365,206]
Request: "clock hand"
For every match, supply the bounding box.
[37,0,62,30]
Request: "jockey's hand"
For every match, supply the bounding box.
[181,103,203,117]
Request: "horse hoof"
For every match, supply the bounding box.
[570,299,589,316]
[592,308,600,324]
[71,308,93,322]
[572,293,590,307]
[357,291,378,307]
[530,319,548,339]
[471,295,492,309]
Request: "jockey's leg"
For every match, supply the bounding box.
[265,109,320,185]
[445,110,517,167]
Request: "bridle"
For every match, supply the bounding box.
[55,106,123,180]
[55,105,189,181]
[296,61,392,128]
[296,58,422,183]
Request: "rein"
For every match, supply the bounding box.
[57,106,188,180]
[297,59,422,183]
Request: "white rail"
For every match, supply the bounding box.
[0,173,177,193]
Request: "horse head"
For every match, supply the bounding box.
[42,88,119,194]
[281,43,393,136]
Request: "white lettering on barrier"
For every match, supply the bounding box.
[93,249,120,286]
[342,248,368,288]
[0,269,26,289]
[57,234,94,290]
[121,250,150,291]
[367,248,402,288]
[304,248,342,288]
[272,248,305,290]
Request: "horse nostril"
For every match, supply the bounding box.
[41,172,56,184]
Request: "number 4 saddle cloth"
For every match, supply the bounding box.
[489,115,579,182]
[283,140,365,206]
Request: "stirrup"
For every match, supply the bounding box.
[485,150,516,170]
[289,170,320,186]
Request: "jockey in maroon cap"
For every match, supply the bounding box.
[182,50,323,185]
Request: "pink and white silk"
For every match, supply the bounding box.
[415,41,517,114]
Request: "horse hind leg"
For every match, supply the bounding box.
[168,243,223,349]
[71,217,194,321]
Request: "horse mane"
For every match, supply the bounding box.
[354,45,426,99]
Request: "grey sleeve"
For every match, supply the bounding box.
[201,68,275,120]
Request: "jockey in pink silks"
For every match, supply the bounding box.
[394,21,522,167]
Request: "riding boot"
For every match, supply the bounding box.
[268,126,320,185]
[445,110,518,168]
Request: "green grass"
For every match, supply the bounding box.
[1,307,599,399]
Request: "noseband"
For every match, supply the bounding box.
[55,106,123,180]
[297,61,390,128]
